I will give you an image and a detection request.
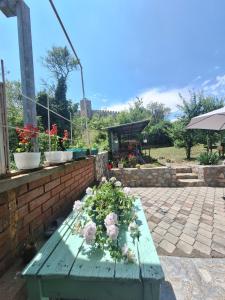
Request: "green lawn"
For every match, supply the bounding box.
[145,144,205,164]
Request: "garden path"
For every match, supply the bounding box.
[131,187,225,258]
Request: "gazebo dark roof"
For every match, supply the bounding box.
[106,119,150,135]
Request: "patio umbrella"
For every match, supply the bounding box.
[186,106,225,130]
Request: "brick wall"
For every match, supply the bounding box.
[0,158,95,274]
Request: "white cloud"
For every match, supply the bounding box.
[203,74,225,96]
[105,73,225,113]
[105,87,189,112]
[202,79,211,87]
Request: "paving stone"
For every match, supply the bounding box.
[211,242,225,256]
[131,187,225,258]
[159,240,176,254]
[147,221,157,230]
[196,234,211,247]
[177,240,193,255]
[213,235,225,246]
[154,226,167,236]
[158,221,170,230]
[182,227,197,238]
[149,215,161,224]
[164,232,179,245]
[198,228,212,239]
[152,232,163,244]
[213,228,225,238]
[194,241,211,256]
[168,226,182,237]
[180,233,195,245]
[172,221,184,230]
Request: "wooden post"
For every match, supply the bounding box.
[0,82,9,174]
[0,0,38,150]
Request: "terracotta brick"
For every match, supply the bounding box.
[42,208,52,226]
[59,186,71,199]
[30,215,44,233]
[17,186,44,208]
[23,206,42,226]
[51,182,65,196]
[44,178,60,192]
[65,177,74,188]
[17,204,28,219]
[29,176,50,190]
[0,229,10,248]
[17,184,28,196]
[42,194,59,212]
[0,204,7,216]
[51,170,64,180]
[29,192,51,211]
[61,173,71,183]
[0,192,7,205]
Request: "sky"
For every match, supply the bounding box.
[1,0,225,115]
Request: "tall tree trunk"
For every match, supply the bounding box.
[186,145,191,160]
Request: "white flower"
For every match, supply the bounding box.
[115,181,122,187]
[109,177,117,183]
[101,176,107,183]
[123,187,131,194]
[122,244,129,256]
[83,222,97,244]
[106,225,119,240]
[104,212,118,227]
[73,200,83,212]
[86,187,93,196]
[128,222,138,232]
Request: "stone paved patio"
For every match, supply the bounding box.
[131,187,225,258]
[160,256,225,300]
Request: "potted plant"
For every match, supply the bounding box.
[44,124,64,163]
[62,130,73,161]
[14,124,41,170]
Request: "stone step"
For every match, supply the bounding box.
[176,173,198,179]
[175,167,192,174]
[177,179,205,187]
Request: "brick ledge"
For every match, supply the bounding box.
[0,158,94,193]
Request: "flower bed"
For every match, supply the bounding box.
[72,177,140,261]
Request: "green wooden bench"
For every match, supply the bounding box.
[22,198,164,300]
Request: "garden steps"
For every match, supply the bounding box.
[177,179,205,187]
[175,167,205,186]
[176,173,198,179]
[175,167,192,173]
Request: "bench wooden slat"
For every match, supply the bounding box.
[70,243,115,279]
[115,224,140,280]
[22,211,79,277]
[38,223,84,277]
[135,198,164,281]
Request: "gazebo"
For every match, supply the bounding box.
[106,119,150,160]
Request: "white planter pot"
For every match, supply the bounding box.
[118,163,124,169]
[63,151,73,161]
[44,151,63,163]
[14,152,41,170]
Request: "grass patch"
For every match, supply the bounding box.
[144,144,205,164]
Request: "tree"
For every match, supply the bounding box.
[172,91,224,159]
[42,46,78,81]
[41,46,79,136]
[5,81,23,155]
[169,120,195,159]
[146,102,171,125]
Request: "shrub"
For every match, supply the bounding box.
[197,152,219,165]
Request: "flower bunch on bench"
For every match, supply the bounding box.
[73,177,140,261]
